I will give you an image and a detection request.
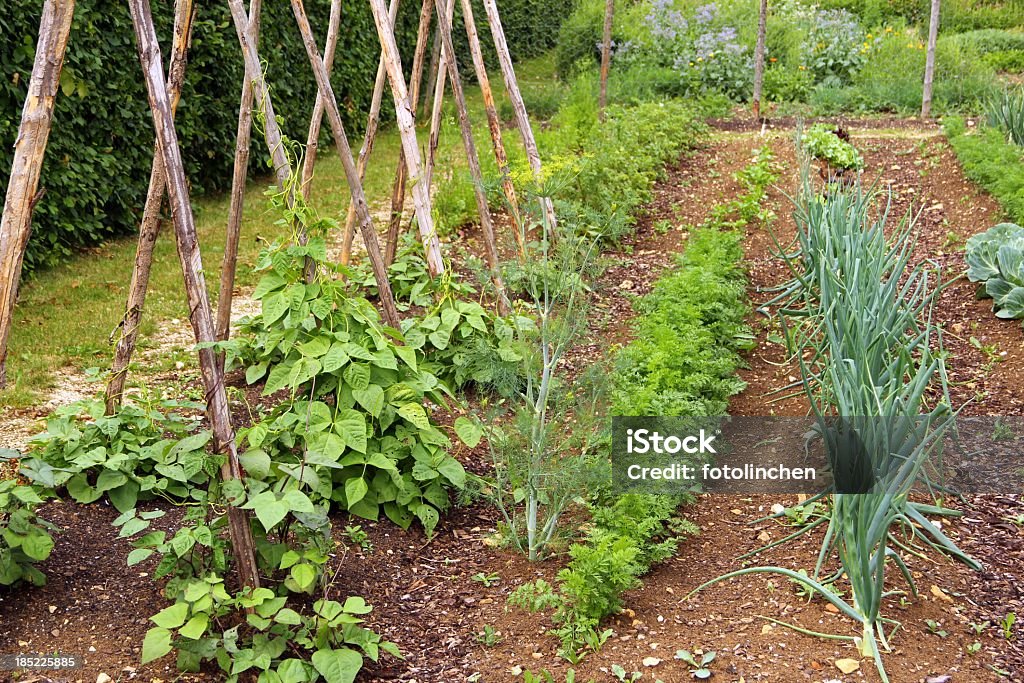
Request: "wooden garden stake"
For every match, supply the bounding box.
[290,0,403,328]
[921,0,940,119]
[434,0,510,314]
[424,0,455,194]
[0,0,75,390]
[598,0,614,120]
[299,0,343,200]
[459,0,523,258]
[338,0,401,266]
[481,0,558,237]
[366,0,445,278]
[385,0,434,266]
[216,0,262,349]
[128,0,260,590]
[752,0,767,120]
[106,0,196,414]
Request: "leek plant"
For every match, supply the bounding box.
[691,171,976,682]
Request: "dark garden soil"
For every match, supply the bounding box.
[2,121,1023,683]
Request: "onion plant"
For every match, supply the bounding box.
[691,171,975,682]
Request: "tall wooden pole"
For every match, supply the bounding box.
[424,0,454,194]
[215,0,262,350]
[366,0,445,278]
[598,0,613,120]
[299,0,343,200]
[106,0,196,414]
[434,0,509,314]
[751,0,767,120]
[338,0,401,267]
[921,0,940,119]
[289,0,404,329]
[385,0,434,266]
[480,0,558,237]
[0,0,75,390]
[459,0,523,258]
[128,0,260,590]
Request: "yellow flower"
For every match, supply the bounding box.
[885,26,893,32]
[689,61,694,66]
[799,65,806,70]
[697,57,703,62]
[867,33,873,38]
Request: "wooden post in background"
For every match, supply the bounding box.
[921,0,940,119]
[385,0,434,265]
[128,0,260,590]
[367,0,445,278]
[598,0,613,120]
[290,0,403,329]
[0,0,75,390]
[300,0,343,200]
[106,0,195,414]
[460,0,523,258]
[751,0,767,120]
[339,0,401,266]
[481,0,558,237]
[434,0,509,314]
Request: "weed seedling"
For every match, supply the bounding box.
[967,641,982,655]
[471,572,501,587]
[610,664,642,682]
[343,525,373,553]
[925,619,949,638]
[991,419,1016,442]
[1002,612,1016,640]
[675,649,716,679]
[970,621,991,635]
[476,625,501,646]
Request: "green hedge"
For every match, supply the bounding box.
[1,0,566,271]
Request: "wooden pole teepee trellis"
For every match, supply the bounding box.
[366,0,446,278]
[384,0,434,266]
[300,0,344,200]
[127,0,261,589]
[106,0,196,414]
[215,0,263,354]
[482,0,558,237]
[338,0,402,266]
[0,0,75,390]
[432,0,510,313]
[459,0,523,256]
[1,0,557,587]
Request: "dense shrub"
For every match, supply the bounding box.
[818,0,1024,31]
[0,0,567,270]
[950,29,1024,73]
[810,31,997,115]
